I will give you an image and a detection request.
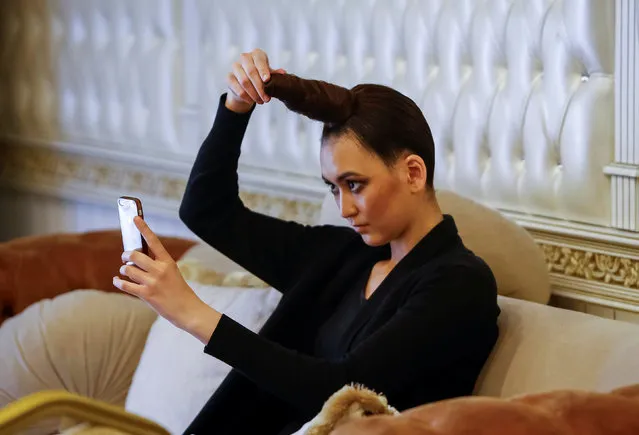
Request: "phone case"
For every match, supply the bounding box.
[117,196,149,256]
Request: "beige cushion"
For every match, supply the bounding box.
[476,296,639,397]
[0,290,157,433]
[319,191,551,304]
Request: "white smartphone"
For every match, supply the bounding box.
[117,196,148,258]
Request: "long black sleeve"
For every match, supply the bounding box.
[204,263,499,416]
[179,94,354,293]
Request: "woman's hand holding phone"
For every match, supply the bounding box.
[116,49,288,341]
[113,216,222,344]
[225,48,286,113]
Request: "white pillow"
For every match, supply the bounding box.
[124,282,282,435]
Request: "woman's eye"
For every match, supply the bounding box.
[328,184,338,195]
[347,181,363,192]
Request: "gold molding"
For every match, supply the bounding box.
[538,243,639,289]
[0,144,321,224]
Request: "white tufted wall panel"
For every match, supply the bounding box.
[0,0,616,227]
[189,0,615,225]
[52,0,179,150]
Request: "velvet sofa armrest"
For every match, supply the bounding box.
[0,230,196,325]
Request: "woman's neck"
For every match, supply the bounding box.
[388,198,443,265]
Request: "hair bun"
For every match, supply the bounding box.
[264,73,355,124]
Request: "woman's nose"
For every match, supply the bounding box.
[339,193,357,218]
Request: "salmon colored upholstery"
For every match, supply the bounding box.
[0,230,196,325]
[333,384,639,435]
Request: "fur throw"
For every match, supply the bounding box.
[294,384,399,435]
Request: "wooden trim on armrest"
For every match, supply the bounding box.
[0,390,170,435]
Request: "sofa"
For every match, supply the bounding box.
[2,191,639,435]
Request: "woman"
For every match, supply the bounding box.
[113,49,500,435]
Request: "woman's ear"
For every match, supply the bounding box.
[403,154,428,193]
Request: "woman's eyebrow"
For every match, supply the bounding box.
[322,171,364,183]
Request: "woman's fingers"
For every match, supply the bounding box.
[252,49,270,80]
[122,250,156,272]
[241,53,269,103]
[226,49,285,109]
[133,217,172,262]
[113,276,145,298]
[233,61,262,104]
[251,49,286,77]
[119,263,152,285]
[227,73,253,104]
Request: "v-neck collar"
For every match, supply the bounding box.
[373,214,459,267]
[363,215,459,299]
[345,214,461,347]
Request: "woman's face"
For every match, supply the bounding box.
[320,134,417,246]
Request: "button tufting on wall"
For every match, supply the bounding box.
[516,159,525,174]
[3,0,614,226]
[483,157,491,173]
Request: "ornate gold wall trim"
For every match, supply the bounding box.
[539,243,639,289]
[0,144,321,224]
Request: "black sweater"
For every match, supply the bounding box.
[314,265,370,358]
[178,94,500,435]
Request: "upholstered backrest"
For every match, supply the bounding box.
[0,231,195,325]
[319,191,551,304]
[476,296,639,397]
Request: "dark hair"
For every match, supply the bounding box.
[264,74,436,188]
